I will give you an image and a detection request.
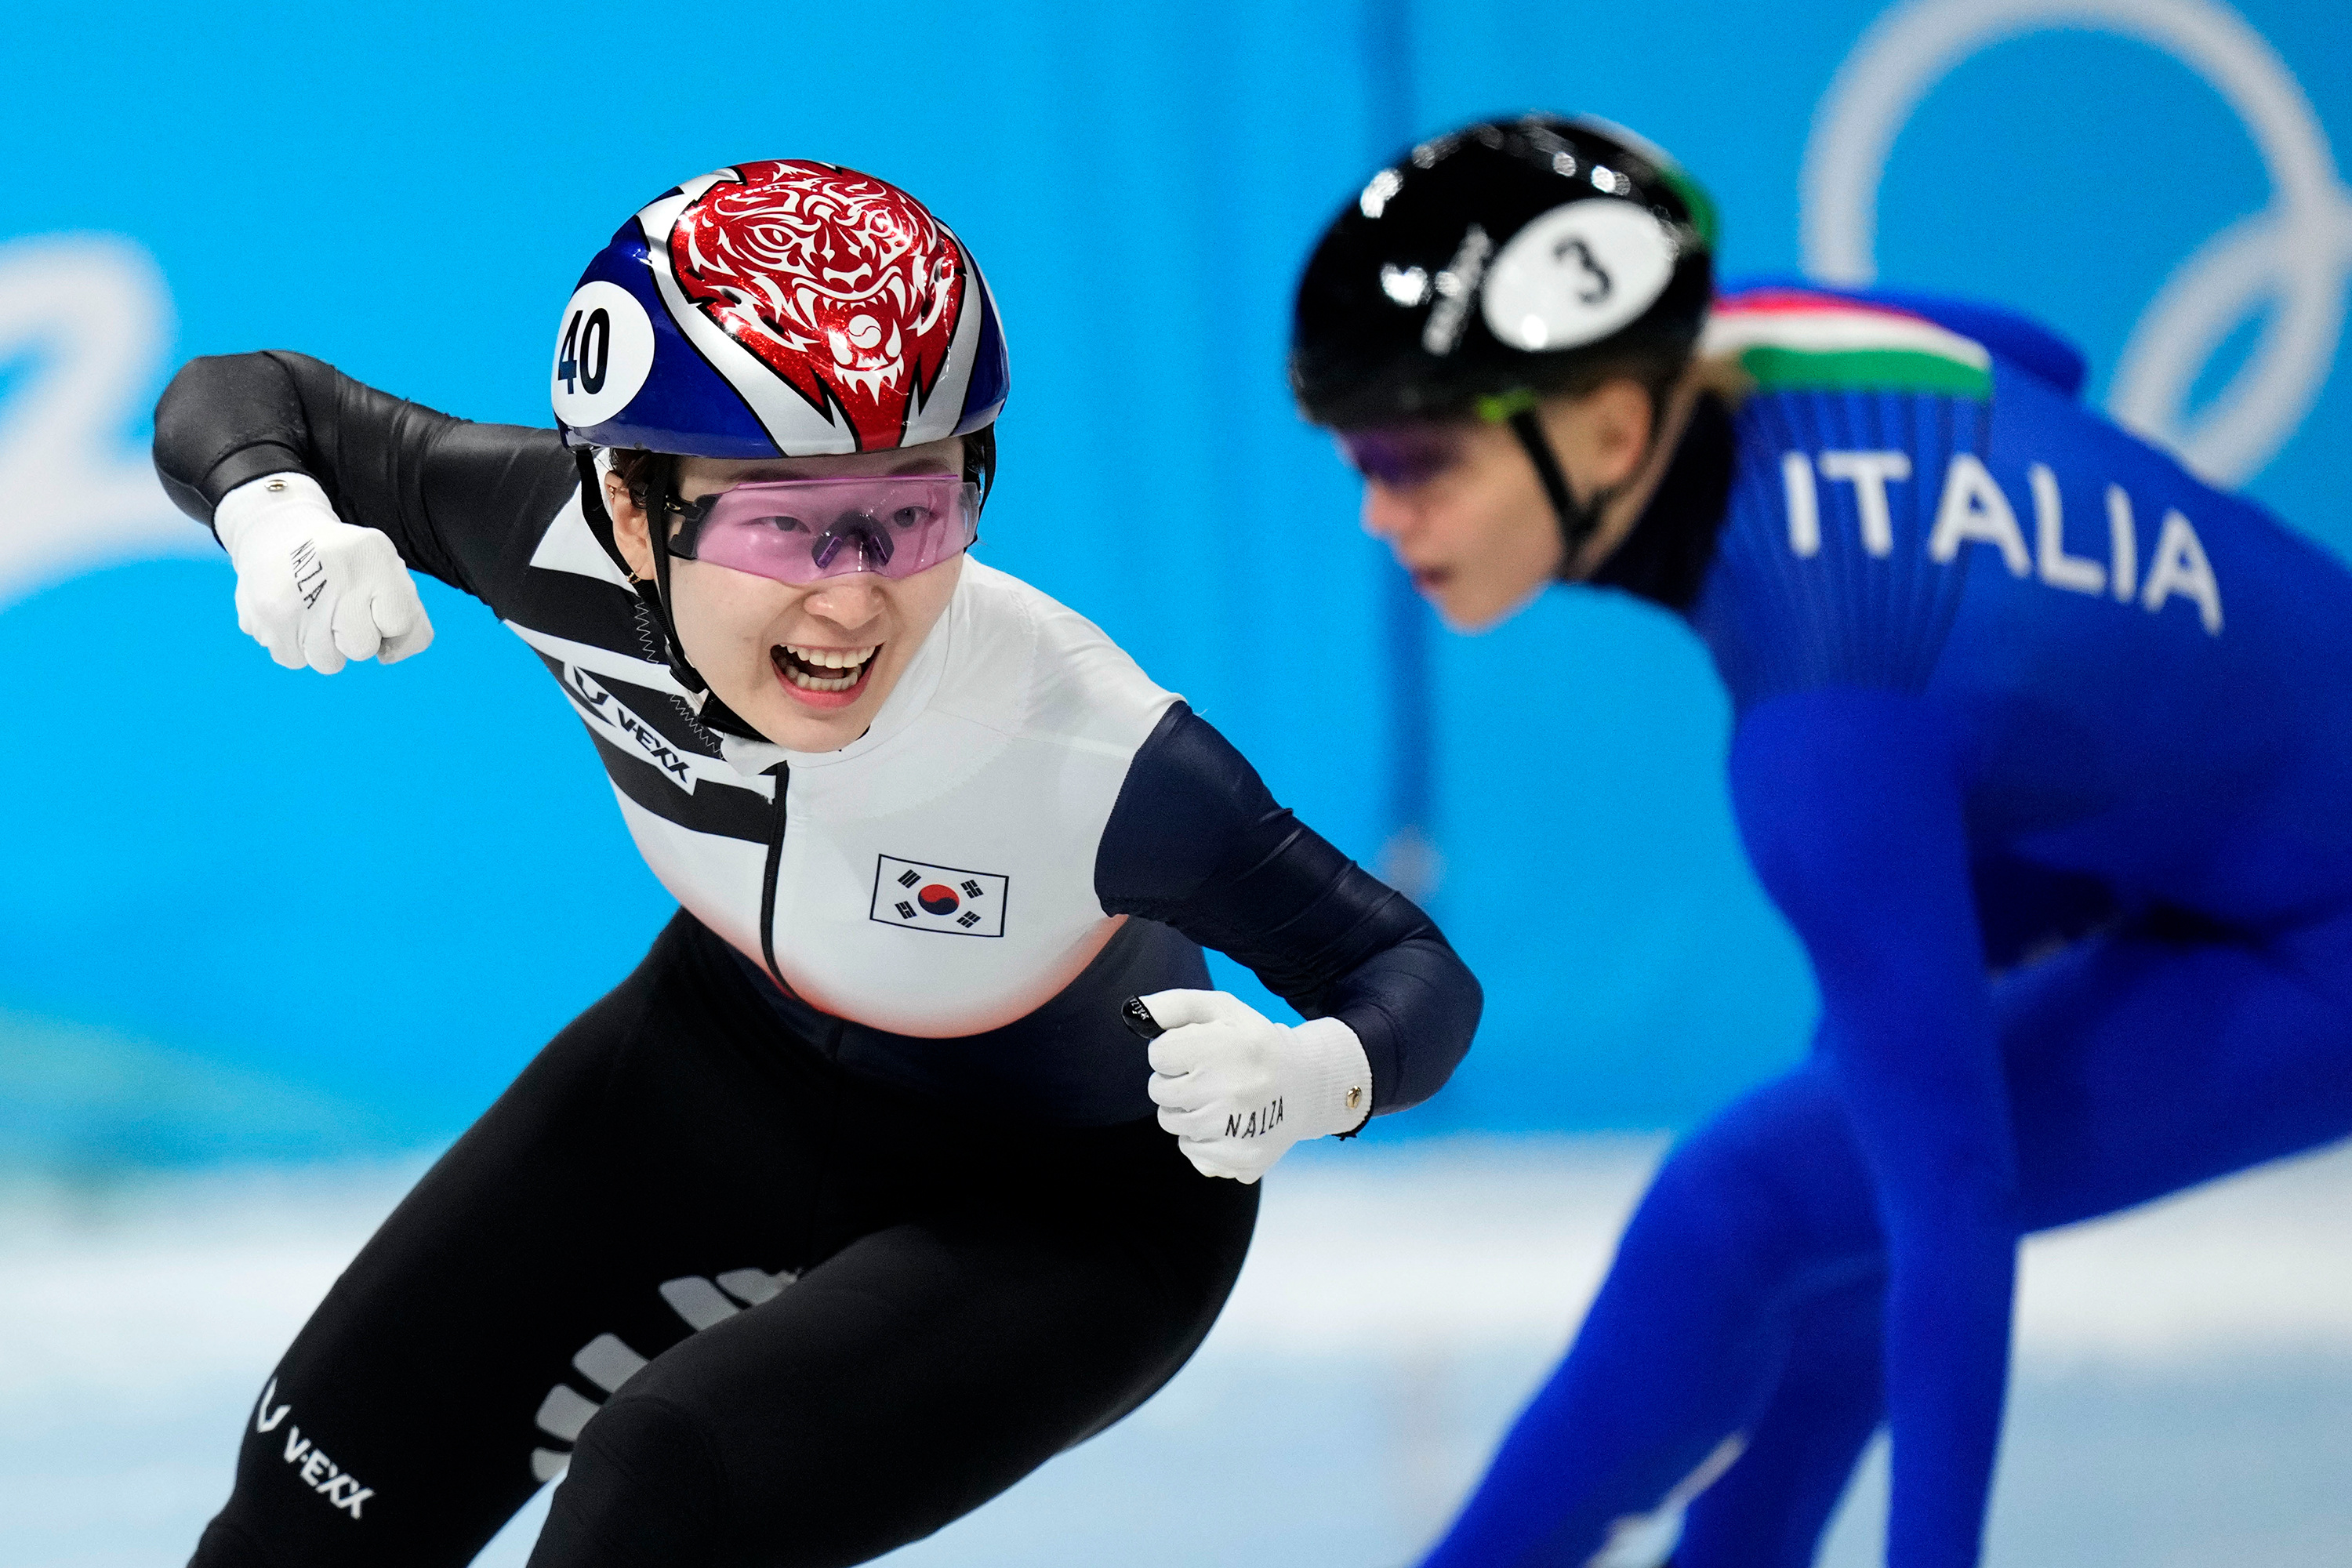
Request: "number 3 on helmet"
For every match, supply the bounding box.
[1289,114,1715,430]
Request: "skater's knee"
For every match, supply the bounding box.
[1634,1082,1870,1296]
[187,1517,288,1568]
[540,1383,954,1568]
[532,1393,730,1566]
[1638,1139,1799,1288]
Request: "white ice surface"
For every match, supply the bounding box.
[0,1136,2346,1566]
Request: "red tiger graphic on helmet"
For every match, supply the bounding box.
[669,160,967,451]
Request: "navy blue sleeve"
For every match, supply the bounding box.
[152,350,577,605]
[1094,703,1480,1115]
[1730,686,2016,1559]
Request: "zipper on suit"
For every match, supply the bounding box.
[759,761,795,996]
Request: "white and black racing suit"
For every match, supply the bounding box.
[154,351,1481,1568]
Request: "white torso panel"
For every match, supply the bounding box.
[514,499,1177,1037]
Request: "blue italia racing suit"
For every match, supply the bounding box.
[1417,285,2352,1568]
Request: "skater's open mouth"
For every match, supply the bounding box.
[772,642,880,706]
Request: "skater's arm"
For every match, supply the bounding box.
[154,350,577,602]
[1097,702,1481,1116]
[1729,685,2013,1565]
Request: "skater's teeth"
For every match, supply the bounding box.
[785,644,877,670]
[784,664,855,691]
[774,643,876,694]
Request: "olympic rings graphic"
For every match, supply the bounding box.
[1802,0,2352,485]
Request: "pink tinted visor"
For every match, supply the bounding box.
[674,474,981,585]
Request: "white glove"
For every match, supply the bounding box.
[1141,989,1372,1183]
[214,472,434,673]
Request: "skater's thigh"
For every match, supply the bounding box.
[1606,897,2352,1301]
[538,1163,1256,1568]
[195,933,825,1567]
[1672,909,2352,1261]
[2000,908,2352,1229]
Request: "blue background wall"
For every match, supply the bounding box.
[2,0,2347,1163]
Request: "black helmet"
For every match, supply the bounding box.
[1290,114,1715,568]
[1290,114,1715,430]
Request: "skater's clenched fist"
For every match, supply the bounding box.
[1137,988,1372,1184]
[216,471,434,674]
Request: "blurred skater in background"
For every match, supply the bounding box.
[1290,114,2352,1568]
[151,158,1479,1566]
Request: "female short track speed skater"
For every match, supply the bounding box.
[1288,115,2352,1568]
[155,158,1480,1567]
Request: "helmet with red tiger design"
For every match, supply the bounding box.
[551,159,1009,459]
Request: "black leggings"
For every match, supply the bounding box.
[191,913,1259,1568]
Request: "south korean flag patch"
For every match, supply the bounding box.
[870,855,1008,938]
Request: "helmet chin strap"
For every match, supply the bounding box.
[641,464,710,699]
[639,466,779,739]
[572,447,713,702]
[1503,408,1612,581]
